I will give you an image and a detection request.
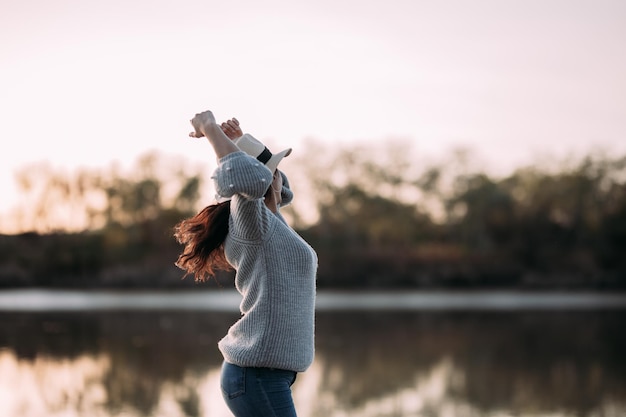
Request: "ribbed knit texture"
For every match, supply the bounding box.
[213,151,318,372]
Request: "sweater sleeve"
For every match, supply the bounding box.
[278,170,294,207]
[213,151,274,242]
[213,151,273,201]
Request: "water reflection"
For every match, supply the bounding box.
[0,310,624,417]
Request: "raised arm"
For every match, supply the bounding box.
[189,110,239,159]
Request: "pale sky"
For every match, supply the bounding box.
[1,0,625,231]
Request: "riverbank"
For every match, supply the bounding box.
[1,289,626,312]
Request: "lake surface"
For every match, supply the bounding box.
[0,290,625,417]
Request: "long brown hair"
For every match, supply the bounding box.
[173,201,232,282]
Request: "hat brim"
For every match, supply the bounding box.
[265,148,292,173]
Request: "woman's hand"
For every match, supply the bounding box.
[221,118,242,140]
[188,110,240,158]
[189,110,217,138]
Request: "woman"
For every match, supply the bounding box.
[174,110,318,417]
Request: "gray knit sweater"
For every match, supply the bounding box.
[213,151,318,372]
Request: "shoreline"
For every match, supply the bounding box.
[1,288,626,312]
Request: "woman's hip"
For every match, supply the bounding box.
[220,361,298,417]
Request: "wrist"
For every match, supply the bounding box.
[201,121,221,138]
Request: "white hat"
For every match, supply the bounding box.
[235,134,292,173]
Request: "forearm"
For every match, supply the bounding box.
[203,122,240,159]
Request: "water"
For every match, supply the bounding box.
[0,290,625,417]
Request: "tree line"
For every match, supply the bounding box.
[1,140,624,289]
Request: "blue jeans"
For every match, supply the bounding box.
[220,361,298,417]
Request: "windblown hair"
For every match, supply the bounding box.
[173,201,232,282]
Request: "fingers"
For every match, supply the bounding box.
[188,118,204,138]
[220,117,243,140]
[222,118,239,129]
